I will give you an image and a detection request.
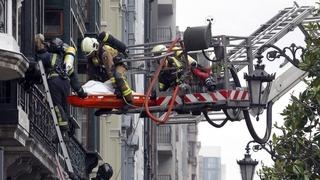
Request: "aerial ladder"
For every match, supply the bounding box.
[228,5,314,72]
[201,3,320,143]
[268,5,320,103]
[68,4,320,144]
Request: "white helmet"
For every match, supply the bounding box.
[151,44,167,56]
[81,37,99,56]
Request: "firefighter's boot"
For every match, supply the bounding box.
[68,117,80,136]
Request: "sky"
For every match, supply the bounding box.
[176,0,317,180]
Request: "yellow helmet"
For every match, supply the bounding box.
[81,37,99,56]
[151,44,167,56]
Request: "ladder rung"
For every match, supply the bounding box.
[252,46,260,50]
[262,35,273,39]
[254,41,265,45]
[230,5,313,73]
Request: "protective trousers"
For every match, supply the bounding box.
[113,65,132,103]
[48,76,71,130]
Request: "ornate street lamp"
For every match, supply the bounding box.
[237,141,259,180]
[261,43,304,68]
[238,140,279,180]
[242,43,305,144]
[244,52,275,119]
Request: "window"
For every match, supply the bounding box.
[0,81,11,104]
[0,0,6,33]
[12,0,22,45]
[44,10,63,36]
[206,157,219,168]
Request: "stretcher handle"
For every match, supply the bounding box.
[144,37,181,124]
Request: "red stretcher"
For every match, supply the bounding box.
[68,89,250,109]
[67,94,157,109]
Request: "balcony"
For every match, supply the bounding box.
[152,26,172,42]
[157,125,172,154]
[0,33,29,80]
[158,174,172,180]
[0,81,97,179]
[158,0,173,14]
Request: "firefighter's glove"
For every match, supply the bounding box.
[114,88,122,98]
[204,76,216,91]
[77,88,88,99]
[123,49,129,58]
[190,61,198,68]
[113,56,122,65]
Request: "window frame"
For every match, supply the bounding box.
[44,9,64,36]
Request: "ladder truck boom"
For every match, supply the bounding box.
[268,65,308,103]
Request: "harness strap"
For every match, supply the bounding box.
[48,53,68,79]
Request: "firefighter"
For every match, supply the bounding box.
[151,44,216,91]
[34,34,87,133]
[151,44,183,91]
[81,35,133,114]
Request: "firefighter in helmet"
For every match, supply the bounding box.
[92,163,113,180]
[81,33,132,114]
[151,44,216,91]
[34,34,87,133]
[151,44,184,91]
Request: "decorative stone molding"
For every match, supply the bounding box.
[0,33,29,80]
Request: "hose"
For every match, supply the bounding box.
[144,37,181,124]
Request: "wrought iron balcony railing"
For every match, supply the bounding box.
[158,174,172,180]
[157,125,172,144]
[152,26,172,42]
[0,80,91,179]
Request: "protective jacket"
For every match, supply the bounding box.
[158,50,215,91]
[87,43,133,103]
[36,48,84,129]
[159,56,183,91]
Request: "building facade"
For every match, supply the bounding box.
[98,0,146,180]
[0,0,202,179]
[147,0,201,180]
[0,0,102,179]
[199,146,225,180]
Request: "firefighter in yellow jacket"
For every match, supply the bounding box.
[151,44,216,92]
[81,34,132,114]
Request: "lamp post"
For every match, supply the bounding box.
[238,140,279,180]
[237,141,259,180]
[244,43,304,118]
[242,43,305,144]
[244,52,275,120]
